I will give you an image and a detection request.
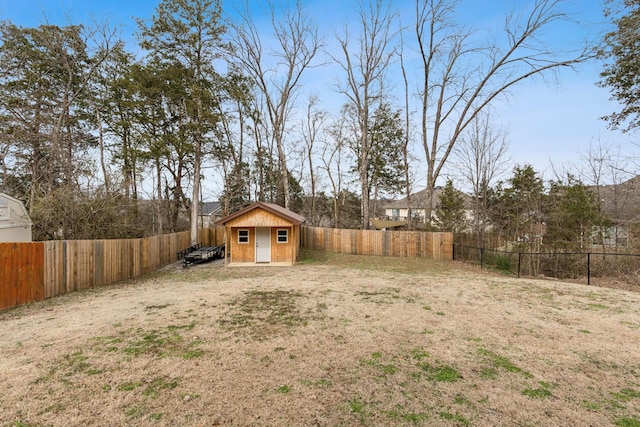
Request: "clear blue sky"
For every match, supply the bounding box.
[0,0,633,189]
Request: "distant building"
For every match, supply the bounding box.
[198,201,222,228]
[376,188,472,231]
[381,188,442,225]
[591,176,640,249]
[0,193,32,242]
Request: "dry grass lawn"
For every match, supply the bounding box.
[1,250,639,426]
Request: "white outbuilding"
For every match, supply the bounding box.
[0,193,32,242]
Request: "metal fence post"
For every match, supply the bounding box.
[452,244,639,290]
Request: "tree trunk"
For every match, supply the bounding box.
[276,139,290,209]
[96,107,111,195]
[424,170,436,229]
[190,137,202,246]
[155,159,163,235]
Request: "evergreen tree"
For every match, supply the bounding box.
[368,104,407,200]
[0,22,118,239]
[488,165,546,250]
[546,175,611,251]
[137,0,228,244]
[434,180,467,233]
[599,0,640,131]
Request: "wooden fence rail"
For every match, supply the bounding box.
[1,228,225,310]
[300,226,453,260]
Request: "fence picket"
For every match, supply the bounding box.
[3,227,454,311]
[1,230,203,310]
[300,226,452,260]
[0,242,44,310]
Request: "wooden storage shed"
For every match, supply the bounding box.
[216,202,305,266]
[0,193,32,242]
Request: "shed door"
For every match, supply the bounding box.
[256,227,271,263]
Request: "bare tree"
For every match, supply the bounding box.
[415,0,592,226]
[398,25,416,228]
[576,138,633,250]
[331,0,397,228]
[322,112,354,228]
[454,111,511,245]
[578,138,629,191]
[229,0,321,209]
[215,72,254,215]
[300,94,326,224]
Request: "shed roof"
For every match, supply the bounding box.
[215,202,305,226]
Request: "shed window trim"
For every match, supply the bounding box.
[238,229,250,244]
[277,229,288,243]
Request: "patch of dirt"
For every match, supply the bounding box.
[1,254,639,426]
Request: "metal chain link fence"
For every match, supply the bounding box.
[453,245,640,292]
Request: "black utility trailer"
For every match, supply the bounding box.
[177,243,202,259]
[182,244,226,267]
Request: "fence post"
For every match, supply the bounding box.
[518,253,522,278]
[452,244,455,261]
[587,253,591,286]
[480,246,484,268]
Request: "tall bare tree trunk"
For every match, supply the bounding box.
[332,0,396,229]
[96,107,111,194]
[155,159,163,235]
[191,136,202,245]
[230,0,320,210]
[415,0,591,228]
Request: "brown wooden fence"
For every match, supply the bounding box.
[0,228,225,310]
[1,226,451,311]
[301,226,453,260]
[0,242,45,310]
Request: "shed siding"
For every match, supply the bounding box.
[218,204,303,266]
[270,227,295,263]
[230,227,255,263]
[228,226,299,264]
[0,226,31,242]
[225,208,294,228]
